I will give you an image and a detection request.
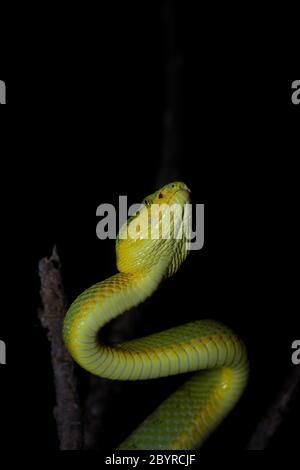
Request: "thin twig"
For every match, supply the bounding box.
[246,366,300,450]
[156,0,183,187]
[38,246,83,450]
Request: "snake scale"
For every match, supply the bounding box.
[63,182,249,449]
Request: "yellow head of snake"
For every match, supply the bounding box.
[116,181,191,277]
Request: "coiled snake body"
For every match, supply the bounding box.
[63,182,248,449]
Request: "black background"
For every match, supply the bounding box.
[0,2,299,451]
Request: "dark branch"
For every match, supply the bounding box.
[38,246,83,450]
[156,0,183,187]
[246,366,300,450]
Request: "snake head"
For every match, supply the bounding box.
[116,182,192,277]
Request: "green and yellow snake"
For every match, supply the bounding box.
[63,182,248,450]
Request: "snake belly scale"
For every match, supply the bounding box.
[63,182,249,450]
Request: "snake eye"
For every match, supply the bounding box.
[158,193,163,199]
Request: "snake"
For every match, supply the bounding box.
[63,181,249,450]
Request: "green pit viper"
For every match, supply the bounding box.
[63,181,248,449]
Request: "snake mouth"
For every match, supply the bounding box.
[175,188,191,194]
[173,187,191,205]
